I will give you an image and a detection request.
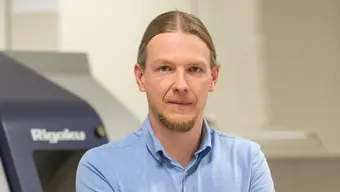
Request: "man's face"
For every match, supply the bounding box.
[135,32,219,132]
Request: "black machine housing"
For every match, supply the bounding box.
[0,51,109,192]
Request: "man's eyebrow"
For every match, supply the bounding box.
[189,61,207,66]
[151,58,209,68]
[151,59,174,65]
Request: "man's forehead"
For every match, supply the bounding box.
[147,32,209,50]
[144,32,211,68]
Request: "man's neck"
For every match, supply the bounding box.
[149,113,204,168]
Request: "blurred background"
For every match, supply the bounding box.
[0,0,339,191]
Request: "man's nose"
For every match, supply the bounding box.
[172,70,189,93]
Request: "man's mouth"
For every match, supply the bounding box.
[167,101,193,106]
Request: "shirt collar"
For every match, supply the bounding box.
[142,114,212,161]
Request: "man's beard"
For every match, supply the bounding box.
[158,112,196,132]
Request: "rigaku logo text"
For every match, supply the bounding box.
[30,128,86,144]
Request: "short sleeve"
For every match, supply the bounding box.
[76,154,117,192]
[249,144,275,192]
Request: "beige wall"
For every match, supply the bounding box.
[0,160,9,192]
[269,158,340,192]
[258,0,340,155]
[0,0,58,51]
[10,12,58,50]
[198,0,270,134]
[0,0,6,50]
[262,0,340,191]
[196,0,340,158]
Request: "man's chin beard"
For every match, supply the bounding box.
[158,113,196,133]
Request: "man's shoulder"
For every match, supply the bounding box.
[79,128,145,167]
[210,130,274,190]
[211,128,261,148]
[75,128,148,190]
[210,129,262,163]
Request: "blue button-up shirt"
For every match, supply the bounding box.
[76,116,274,192]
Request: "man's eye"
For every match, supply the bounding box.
[189,66,201,72]
[159,66,170,71]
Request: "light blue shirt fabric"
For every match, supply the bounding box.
[76,115,275,192]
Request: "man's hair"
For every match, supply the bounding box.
[137,10,218,69]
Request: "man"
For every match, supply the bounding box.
[76,10,275,192]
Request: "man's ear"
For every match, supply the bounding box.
[209,65,220,92]
[134,63,146,92]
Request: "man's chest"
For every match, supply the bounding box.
[114,161,250,192]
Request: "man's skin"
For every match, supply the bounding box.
[134,31,219,168]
